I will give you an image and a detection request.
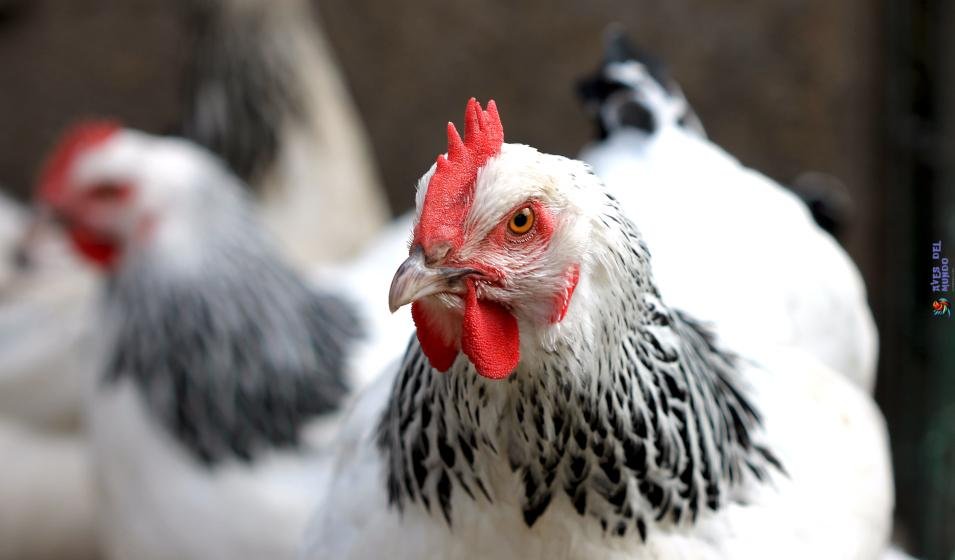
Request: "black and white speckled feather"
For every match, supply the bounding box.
[376,193,779,539]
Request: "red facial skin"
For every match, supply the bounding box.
[51,183,133,270]
[479,200,555,258]
[413,200,579,380]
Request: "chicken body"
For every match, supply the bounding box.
[304,101,892,560]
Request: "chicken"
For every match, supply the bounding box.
[302,99,893,559]
[180,0,389,266]
[19,121,410,560]
[0,193,101,560]
[576,32,878,393]
[0,0,390,427]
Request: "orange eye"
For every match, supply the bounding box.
[507,207,535,235]
[85,183,131,202]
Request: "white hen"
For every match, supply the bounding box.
[303,99,893,560]
[20,123,411,560]
[576,33,878,393]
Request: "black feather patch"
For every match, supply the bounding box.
[105,225,361,466]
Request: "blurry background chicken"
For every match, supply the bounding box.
[0,0,952,558]
[0,0,393,558]
[18,120,403,560]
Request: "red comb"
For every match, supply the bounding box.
[37,120,121,206]
[414,98,503,254]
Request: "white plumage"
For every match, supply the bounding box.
[577,37,878,393]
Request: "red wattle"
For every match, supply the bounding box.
[411,301,460,372]
[68,226,119,269]
[461,282,519,380]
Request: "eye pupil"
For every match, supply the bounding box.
[513,213,527,228]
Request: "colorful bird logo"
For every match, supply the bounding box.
[933,297,951,318]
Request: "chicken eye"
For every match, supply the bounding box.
[507,207,535,235]
[85,183,131,202]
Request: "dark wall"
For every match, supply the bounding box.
[0,0,881,279]
[0,0,186,195]
[877,0,955,557]
[316,0,882,285]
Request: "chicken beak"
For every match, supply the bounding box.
[10,206,57,272]
[388,245,477,313]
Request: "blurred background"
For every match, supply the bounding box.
[0,0,951,557]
